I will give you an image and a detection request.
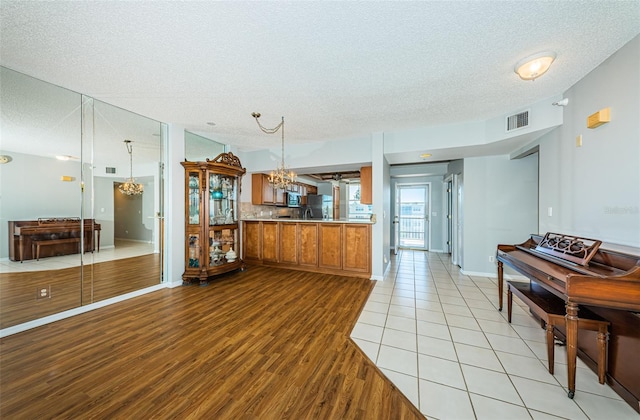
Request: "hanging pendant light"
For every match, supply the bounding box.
[251,112,296,189]
[118,139,144,195]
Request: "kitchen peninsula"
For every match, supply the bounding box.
[242,219,372,278]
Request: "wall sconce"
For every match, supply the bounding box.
[587,107,610,129]
[60,176,76,182]
[514,51,556,81]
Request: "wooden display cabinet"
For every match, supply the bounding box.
[181,153,246,285]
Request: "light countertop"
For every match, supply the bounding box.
[241,218,374,224]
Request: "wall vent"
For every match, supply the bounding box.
[506,110,529,132]
[106,167,116,174]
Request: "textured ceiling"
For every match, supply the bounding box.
[1,1,639,160]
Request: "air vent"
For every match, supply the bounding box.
[106,167,116,174]
[506,110,529,132]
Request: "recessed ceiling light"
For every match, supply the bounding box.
[0,154,12,164]
[420,153,432,158]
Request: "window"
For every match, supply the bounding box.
[347,183,373,220]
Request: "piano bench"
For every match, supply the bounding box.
[31,238,81,261]
[507,280,610,384]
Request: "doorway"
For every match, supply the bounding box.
[395,183,430,250]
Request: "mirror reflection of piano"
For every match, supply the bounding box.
[9,218,101,262]
[497,233,640,411]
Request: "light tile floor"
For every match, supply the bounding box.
[351,250,640,420]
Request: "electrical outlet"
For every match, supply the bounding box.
[489,256,495,263]
[37,286,50,300]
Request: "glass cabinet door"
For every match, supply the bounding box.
[207,228,238,267]
[188,234,200,268]
[188,172,200,225]
[209,173,237,225]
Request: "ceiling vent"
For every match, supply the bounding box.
[106,167,116,174]
[506,110,529,132]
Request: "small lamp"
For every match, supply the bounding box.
[514,51,556,81]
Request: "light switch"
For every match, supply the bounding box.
[548,207,553,217]
[576,135,582,147]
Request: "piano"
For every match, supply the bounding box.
[8,217,101,262]
[497,233,640,411]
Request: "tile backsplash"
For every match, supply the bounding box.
[240,202,301,219]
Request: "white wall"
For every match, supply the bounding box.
[382,151,391,274]
[385,121,485,153]
[371,132,389,280]
[166,123,186,285]
[462,154,539,275]
[94,177,115,247]
[0,152,82,259]
[539,35,640,250]
[384,94,563,157]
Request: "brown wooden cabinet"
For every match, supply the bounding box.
[251,173,274,205]
[251,173,288,206]
[242,220,370,278]
[181,153,246,285]
[279,222,298,264]
[261,221,279,262]
[360,166,372,205]
[299,223,318,267]
[343,224,370,274]
[319,224,343,270]
[274,188,286,206]
[243,221,261,260]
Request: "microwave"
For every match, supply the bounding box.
[286,192,301,207]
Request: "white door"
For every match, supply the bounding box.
[396,184,430,250]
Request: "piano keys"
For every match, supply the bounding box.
[497,233,640,411]
[8,218,101,262]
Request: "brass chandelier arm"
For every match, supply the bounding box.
[251,112,296,189]
[252,114,284,135]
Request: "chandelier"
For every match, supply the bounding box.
[118,139,144,195]
[252,112,296,189]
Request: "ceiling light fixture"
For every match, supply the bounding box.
[420,153,432,158]
[118,139,144,195]
[252,112,296,189]
[514,51,556,81]
[56,155,79,161]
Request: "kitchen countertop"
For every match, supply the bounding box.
[241,218,374,224]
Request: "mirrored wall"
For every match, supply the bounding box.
[0,67,165,329]
[185,131,225,161]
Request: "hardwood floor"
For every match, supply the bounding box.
[0,265,424,419]
[0,254,161,329]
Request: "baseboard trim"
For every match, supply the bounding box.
[0,283,166,338]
